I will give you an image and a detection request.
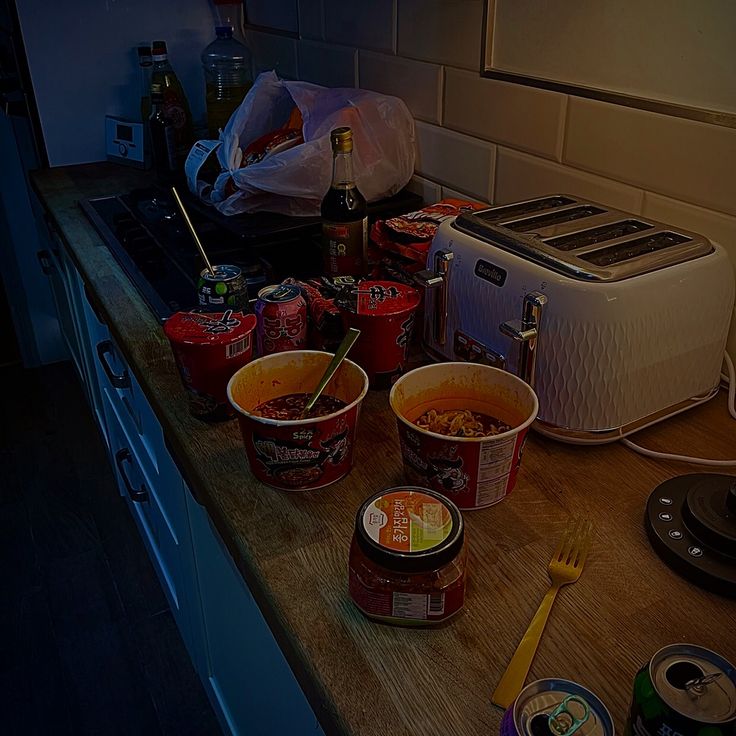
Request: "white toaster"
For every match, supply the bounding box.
[418,195,735,444]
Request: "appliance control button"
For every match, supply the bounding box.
[659,497,673,505]
[658,512,673,522]
[118,143,128,157]
[687,545,703,558]
[668,530,683,540]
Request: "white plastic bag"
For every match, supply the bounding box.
[203,71,416,217]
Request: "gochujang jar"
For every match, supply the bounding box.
[349,486,467,626]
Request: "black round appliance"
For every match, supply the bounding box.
[645,474,736,597]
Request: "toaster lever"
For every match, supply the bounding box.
[499,291,547,388]
[414,250,454,346]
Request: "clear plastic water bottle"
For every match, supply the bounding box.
[201,27,252,138]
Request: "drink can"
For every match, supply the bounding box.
[163,309,257,422]
[197,264,249,312]
[624,644,736,736]
[501,679,615,736]
[255,284,308,356]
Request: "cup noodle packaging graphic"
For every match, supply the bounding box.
[337,280,421,387]
[389,363,539,510]
[227,350,369,491]
[164,310,257,421]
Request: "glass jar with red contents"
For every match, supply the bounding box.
[349,486,467,626]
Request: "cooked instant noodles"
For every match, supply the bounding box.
[414,408,511,438]
[253,392,346,420]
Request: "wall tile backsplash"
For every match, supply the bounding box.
[358,51,442,124]
[248,0,736,353]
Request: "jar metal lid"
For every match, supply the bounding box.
[355,486,464,573]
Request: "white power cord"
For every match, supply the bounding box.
[621,351,736,466]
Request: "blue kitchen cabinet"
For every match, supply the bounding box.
[185,488,325,736]
[42,229,324,736]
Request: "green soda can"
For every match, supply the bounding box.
[625,644,736,736]
[197,265,250,312]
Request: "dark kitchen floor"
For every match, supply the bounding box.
[0,361,221,736]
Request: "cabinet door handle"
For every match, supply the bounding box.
[37,249,54,275]
[115,448,149,503]
[96,340,130,389]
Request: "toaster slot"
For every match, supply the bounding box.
[476,196,575,224]
[544,220,653,251]
[580,231,690,267]
[501,206,606,233]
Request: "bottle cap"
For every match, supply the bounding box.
[330,126,353,153]
[151,40,168,56]
[137,45,152,64]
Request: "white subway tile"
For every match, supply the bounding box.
[247,0,299,33]
[297,40,357,87]
[406,175,442,205]
[414,121,495,202]
[495,147,645,212]
[398,0,483,71]
[246,31,298,79]
[323,0,395,53]
[444,69,566,159]
[298,0,323,39]
[358,51,441,123]
[564,98,736,218]
[439,186,487,205]
[641,191,736,354]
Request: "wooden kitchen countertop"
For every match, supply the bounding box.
[32,163,736,736]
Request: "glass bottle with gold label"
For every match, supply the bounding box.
[321,127,368,277]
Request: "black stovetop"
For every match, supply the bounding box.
[81,186,422,322]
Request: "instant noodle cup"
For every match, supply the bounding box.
[389,363,539,510]
[336,280,420,388]
[164,309,257,422]
[227,350,369,490]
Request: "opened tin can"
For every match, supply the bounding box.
[624,644,736,736]
[501,679,615,736]
[197,264,249,312]
[255,284,308,356]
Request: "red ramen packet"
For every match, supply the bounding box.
[370,198,488,264]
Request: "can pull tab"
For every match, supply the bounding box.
[548,695,590,736]
[686,672,723,697]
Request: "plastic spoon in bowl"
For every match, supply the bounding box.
[171,186,215,276]
[300,328,361,419]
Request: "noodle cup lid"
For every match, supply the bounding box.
[337,280,421,317]
[355,487,464,572]
[163,310,257,345]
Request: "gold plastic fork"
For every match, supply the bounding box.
[491,517,593,709]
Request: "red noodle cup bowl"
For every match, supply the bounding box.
[337,280,421,388]
[389,363,539,510]
[164,310,257,422]
[227,350,369,491]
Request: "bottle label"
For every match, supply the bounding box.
[185,139,222,194]
[322,218,368,277]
